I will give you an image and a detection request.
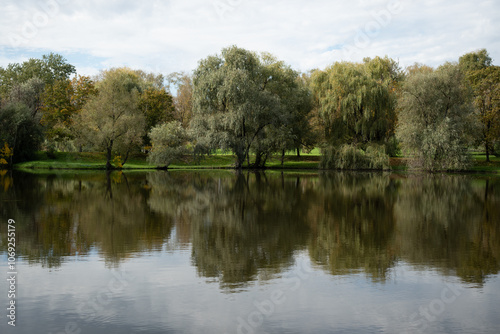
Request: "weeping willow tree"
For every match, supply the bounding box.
[311,56,400,169]
[396,63,475,171]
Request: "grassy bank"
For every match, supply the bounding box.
[11,151,500,173]
[13,151,322,170]
[15,152,155,170]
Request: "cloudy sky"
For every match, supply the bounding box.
[1,0,499,77]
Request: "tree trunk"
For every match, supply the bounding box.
[281,149,285,167]
[105,171,113,199]
[297,147,301,157]
[262,153,268,167]
[106,144,113,170]
[122,150,130,167]
[486,143,490,163]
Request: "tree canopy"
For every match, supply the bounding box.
[191,46,314,168]
[74,68,145,169]
[1,48,499,171]
[396,63,475,170]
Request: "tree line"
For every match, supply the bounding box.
[1,47,499,170]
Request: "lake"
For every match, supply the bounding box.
[1,170,499,333]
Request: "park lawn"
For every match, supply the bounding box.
[470,154,500,173]
[14,151,321,170]
[12,150,500,173]
[15,152,156,170]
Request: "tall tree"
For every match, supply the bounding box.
[74,68,145,169]
[311,57,400,147]
[460,49,500,161]
[250,54,315,166]
[191,46,312,168]
[467,66,500,161]
[41,75,98,143]
[0,53,75,100]
[459,49,492,73]
[168,72,193,128]
[311,57,400,169]
[396,63,475,171]
[138,86,175,146]
[0,102,43,164]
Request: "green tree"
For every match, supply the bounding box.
[311,57,400,168]
[0,102,43,164]
[396,63,475,171]
[311,57,399,146]
[139,86,175,146]
[74,68,145,169]
[459,49,492,73]
[40,78,74,142]
[40,75,97,149]
[0,53,75,101]
[191,46,312,168]
[467,66,500,161]
[147,121,191,168]
[250,54,315,167]
[460,49,500,161]
[7,77,45,117]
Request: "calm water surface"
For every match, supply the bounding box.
[0,170,499,333]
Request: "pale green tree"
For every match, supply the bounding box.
[191,46,311,168]
[396,63,475,171]
[74,68,145,169]
[147,121,191,168]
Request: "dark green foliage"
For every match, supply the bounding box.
[0,103,43,163]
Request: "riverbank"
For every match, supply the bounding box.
[9,151,500,173]
[12,151,322,170]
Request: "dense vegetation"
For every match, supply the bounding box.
[1,48,499,171]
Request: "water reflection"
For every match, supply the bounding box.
[147,172,312,289]
[308,173,398,282]
[1,171,174,267]
[1,170,499,287]
[394,175,500,286]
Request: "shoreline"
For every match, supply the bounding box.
[4,152,499,174]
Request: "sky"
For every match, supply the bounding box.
[0,0,499,78]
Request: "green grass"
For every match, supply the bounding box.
[13,151,320,170]
[15,152,156,170]
[11,150,500,173]
[470,154,500,173]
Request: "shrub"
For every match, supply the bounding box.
[320,144,390,170]
[147,121,191,168]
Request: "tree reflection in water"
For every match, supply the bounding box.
[1,170,499,288]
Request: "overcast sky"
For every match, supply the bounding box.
[1,0,499,77]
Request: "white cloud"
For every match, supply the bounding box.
[1,0,499,75]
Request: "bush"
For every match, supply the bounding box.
[147,121,191,168]
[320,144,390,170]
